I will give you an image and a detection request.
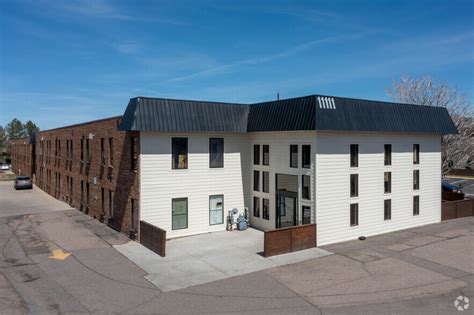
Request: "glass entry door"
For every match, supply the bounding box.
[275,173,299,229]
[276,194,297,228]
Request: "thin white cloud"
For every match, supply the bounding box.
[168,32,367,82]
[28,0,187,25]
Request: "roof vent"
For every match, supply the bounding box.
[317,96,336,109]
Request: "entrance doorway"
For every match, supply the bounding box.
[275,173,298,229]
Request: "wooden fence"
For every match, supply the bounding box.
[264,224,316,257]
[139,221,167,257]
[442,199,474,221]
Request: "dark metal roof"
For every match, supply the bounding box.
[118,97,249,132]
[247,96,316,131]
[118,94,457,135]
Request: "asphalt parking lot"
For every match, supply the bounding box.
[1,182,473,314]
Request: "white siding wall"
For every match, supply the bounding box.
[315,132,441,246]
[248,132,317,231]
[140,132,249,238]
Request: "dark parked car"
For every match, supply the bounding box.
[442,181,464,201]
[14,176,33,190]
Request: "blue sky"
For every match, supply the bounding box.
[1,0,473,130]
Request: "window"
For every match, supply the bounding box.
[80,138,84,161]
[101,188,105,214]
[350,174,359,197]
[108,138,114,166]
[413,196,420,216]
[253,196,260,217]
[86,182,89,206]
[350,144,358,167]
[302,175,311,200]
[384,144,392,166]
[172,198,188,230]
[100,138,105,165]
[263,198,269,220]
[263,145,269,166]
[384,199,391,220]
[209,195,224,225]
[384,172,391,194]
[131,199,139,232]
[109,190,114,218]
[263,171,269,193]
[209,138,224,168]
[253,145,260,165]
[350,203,359,226]
[172,138,188,169]
[131,136,138,170]
[302,145,311,168]
[302,206,311,224]
[253,171,260,191]
[290,145,298,168]
[85,139,90,162]
[413,170,420,190]
[413,144,420,164]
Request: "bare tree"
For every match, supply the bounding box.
[387,74,473,175]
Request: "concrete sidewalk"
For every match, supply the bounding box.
[115,228,333,291]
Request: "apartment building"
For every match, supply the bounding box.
[11,94,457,245]
[32,116,140,238]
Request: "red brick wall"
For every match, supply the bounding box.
[10,138,34,178]
[20,116,140,239]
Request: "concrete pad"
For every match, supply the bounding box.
[385,243,415,252]
[0,182,72,217]
[115,228,332,292]
[404,235,445,247]
[343,249,387,262]
[409,236,474,274]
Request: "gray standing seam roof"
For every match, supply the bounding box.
[118,95,457,134]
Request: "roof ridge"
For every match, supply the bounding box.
[132,96,246,106]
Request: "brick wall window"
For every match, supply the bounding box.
[101,188,105,214]
[100,138,105,166]
[80,138,84,162]
[131,136,139,170]
[109,190,114,219]
[131,199,139,232]
[108,138,114,166]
